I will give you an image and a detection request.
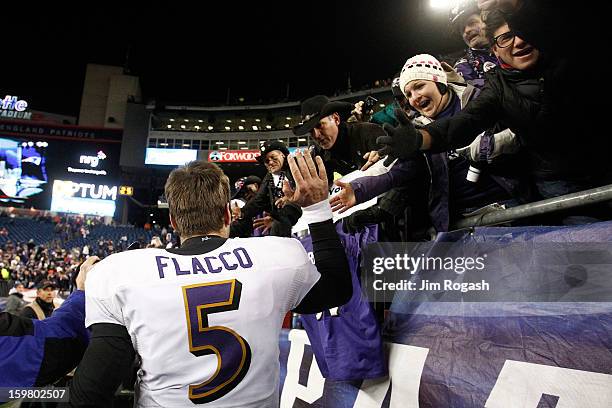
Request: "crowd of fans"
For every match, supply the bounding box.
[0,213,178,304]
[0,2,610,405]
[230,0,611,240]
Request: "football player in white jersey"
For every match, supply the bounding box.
[69,151,351,407]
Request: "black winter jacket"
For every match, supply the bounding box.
[230,170,302,238]
[317,121,385,181]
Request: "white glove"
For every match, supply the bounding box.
[456,129,519,162]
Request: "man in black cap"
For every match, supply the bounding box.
[230,141,302,237]
[20,280,56,320]
[293,95,386,180]
[294,95,410,237]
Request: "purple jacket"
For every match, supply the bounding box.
[298,223,387,380]
[453,48,498,86]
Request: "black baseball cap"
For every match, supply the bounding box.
[37,280,57,290]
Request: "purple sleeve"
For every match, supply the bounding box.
[350,159,419,203]
[453,59,477,82]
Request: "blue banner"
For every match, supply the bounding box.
[279,221,612,407]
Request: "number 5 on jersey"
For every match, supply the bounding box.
[182,279,252,404]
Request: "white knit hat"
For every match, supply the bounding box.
[399,54,448,97]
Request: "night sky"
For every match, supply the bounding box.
[3,1,464,116]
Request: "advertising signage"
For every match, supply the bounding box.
[0,95,31,120]
[0,134,120,210]
[208,150,260,163]
[145,148,198,166]
[0,119,123,142]
[50,179,118,216]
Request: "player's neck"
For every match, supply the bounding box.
[181,228,229,242]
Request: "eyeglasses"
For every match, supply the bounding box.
[493,31,516,48]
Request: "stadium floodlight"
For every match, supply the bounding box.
[430,0,453,9]
[255,118,261,122]
[380,104,385,107]
[284,124,290,128]
[224,126,231,130]
[240,119,246,123]
[198,119,203,123]
[216,141,224,145]
[238,141,246,144]
[226,119,232,123]
[160,142,169,146]
[219,147,227,150]
[266,125,272,129]
[238,126,244,130]
[169,118,175,122]
[22,142,27,147]
[298,138,306,142]
[167,125,172,129]
[286,117,291,120]
[208,126,214,130]
[180,125,186,129]
[184,119,189,122]
[240,147,248,150]
[28,141,34,147]
[194,125,200,130]
[252,126,258,131]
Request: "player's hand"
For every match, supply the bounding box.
[283,150,328,207]
[76,256,100,291]
[360,150,380,171]
[252,212,274,234]
[329,180,357,213]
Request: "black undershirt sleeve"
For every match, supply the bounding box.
[293,219,352,314]
[68,323,135,408]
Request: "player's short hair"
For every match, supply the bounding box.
[164,161,230,237]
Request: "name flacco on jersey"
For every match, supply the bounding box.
[155,247,253,278]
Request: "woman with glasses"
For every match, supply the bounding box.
[378,5,611,207]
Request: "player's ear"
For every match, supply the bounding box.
[224,203,232,227]
[169,214,178,231]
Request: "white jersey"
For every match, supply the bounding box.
[85,235,320,408]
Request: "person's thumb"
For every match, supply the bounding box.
[394,107,412,126]
[334,180,349,190]
[382,122,395,137]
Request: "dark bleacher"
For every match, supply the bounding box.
[0,216,155,252]
[0,217,56,246]
[62,224,155,253]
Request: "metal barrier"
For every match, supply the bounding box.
[451,184,612,231]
